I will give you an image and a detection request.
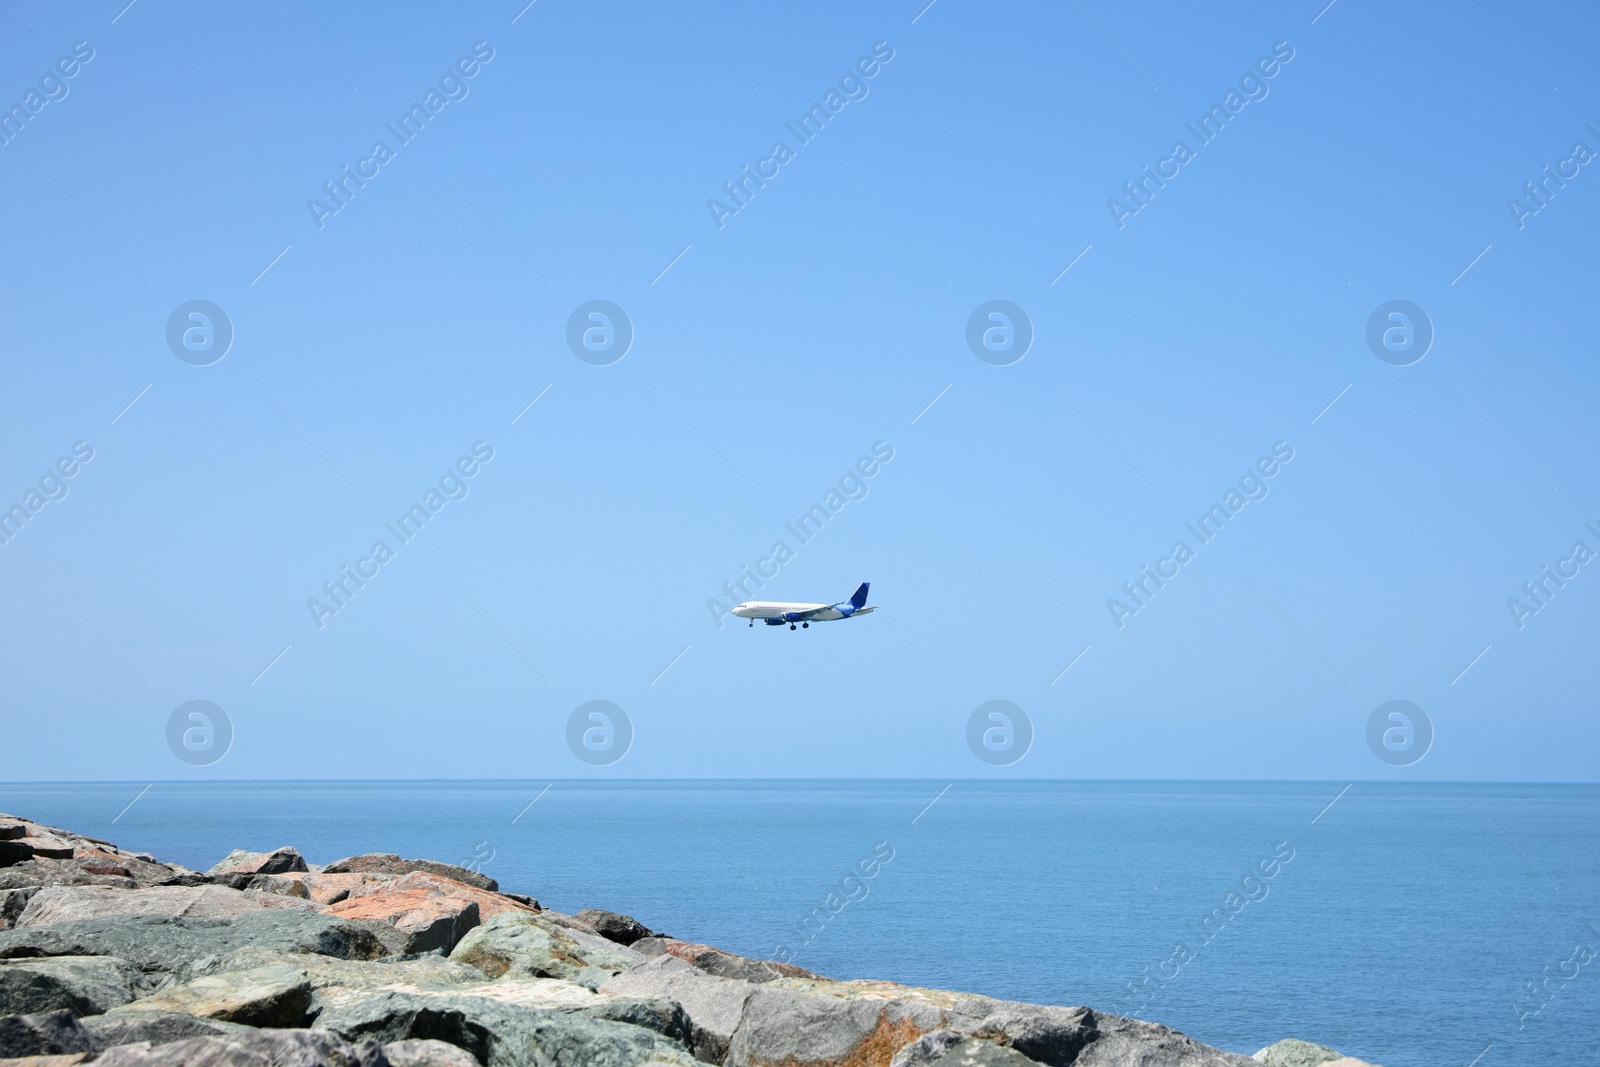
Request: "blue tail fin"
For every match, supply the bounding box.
[849,582,870,609]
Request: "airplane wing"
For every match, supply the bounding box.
[788,583,872,621]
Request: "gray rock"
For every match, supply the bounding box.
[316,990,696,1067]
[892,1029,966,1067]
[449,911,645,989]
[383,1037,481,1067]
[1,887,40,928]
[0,911,391,978]
[0,817,202,891]
[601,955,754,1064]
[973,1004,1254,1067]
[109,963,314,1027]
[207,848,309,878]
[322,855,497,894]
[633,937,818,983]
[0,955,148,1016]
[0,838,75,867]
[91,1028,391,1066]
[725,982,945,1067]
[180,943,686,1049]
[0,860,138,892]
[0,1009,102,1058]
[14,886,318,928]
[1251,1039,1345,1067]
[81,1010,253,1048]
[576,993,693,1049]
[575,909,656,946]
[892,1031,1045,1067]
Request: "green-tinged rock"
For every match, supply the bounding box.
[108,963,314,1027]
[449,911,646,989]
[181,942,687,1047]
[0,911,390,978]
[1253,1039,1371,1067]
[317,990,697,1067]
[0,955,148,1016]
[81,1009,253,1048]
[725,983,945,1067]
[90,1028,390,1066]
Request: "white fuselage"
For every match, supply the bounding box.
[732,601,874,623]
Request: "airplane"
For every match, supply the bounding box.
[733,583,874,629]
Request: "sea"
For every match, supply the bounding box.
[2,781,1595,1067]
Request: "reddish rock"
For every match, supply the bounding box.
[321,853,497,892]
[301,873,391,905]
[324,888,480,954]
[352,871,537,922]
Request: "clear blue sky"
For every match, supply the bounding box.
[2,0,1596,780]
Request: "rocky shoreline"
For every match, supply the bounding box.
[0,813,1377,1067]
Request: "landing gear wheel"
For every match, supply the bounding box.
[802,622,809,628]
[748,620,753,627]
[790,623,797,629]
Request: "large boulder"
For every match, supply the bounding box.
[82,1010,253,1048]
[601,954,755,1064]
[207,847,311,881]
[383,1037,482,1067]
[1253,1040,1378,1067]
[0,836,76,866]
[350,872,536,923]
[599,966,1255,1067]
[180,943,686,1046]
[963,1001,1254,1067]
[324,890,480,956]
[322,855,498,894]
[0,911,391,978]
[0,1009,103,1059]
[90,1028,390,1066]
[108,963,315,1027]
[725,982,945,1067]
[892,1030,1045,1066]
[315,990,696,1067]
[575,909,657,947]
[0,955,149,1016]
[14,886,318,928]
[449,911,646,989]
[0,1008,254,1059]
[635,937,820,983]
[1,887,40,929]
[184,945,487,1014]
[0,859,140,893]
